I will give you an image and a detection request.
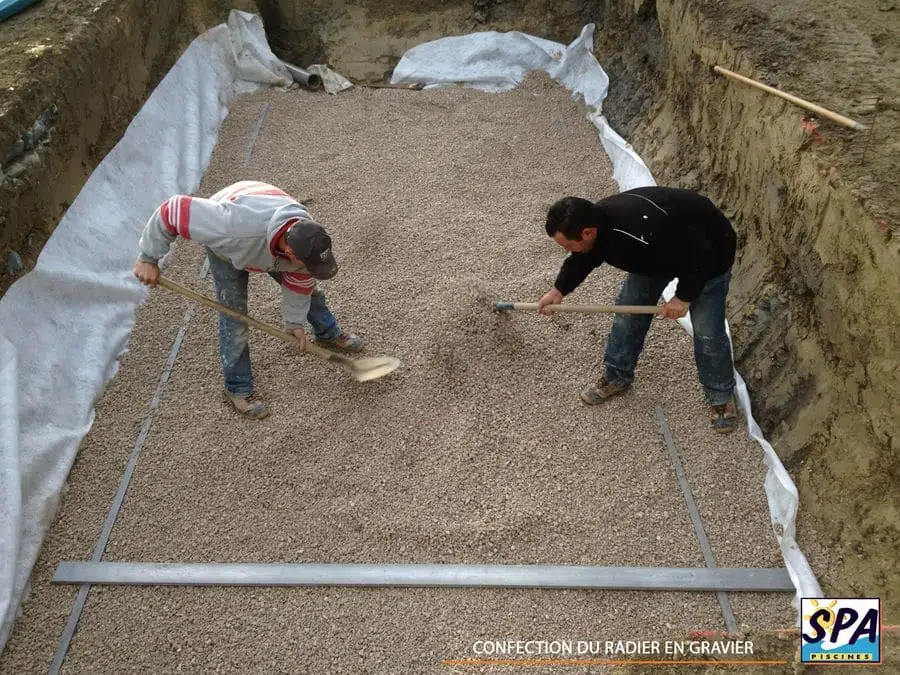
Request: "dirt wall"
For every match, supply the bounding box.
[253,0,616,82]
[0,0,258,296]
[600,0,899,616]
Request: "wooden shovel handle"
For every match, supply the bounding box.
[496,302,660,315]
[156,275,340,362]
[157,276,293,341]
[713,65,866,131]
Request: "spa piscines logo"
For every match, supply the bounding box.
[801,598,880,664]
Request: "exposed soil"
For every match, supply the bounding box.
[253,0,615,83]
[0,0,258,296]
[595,0,900,623]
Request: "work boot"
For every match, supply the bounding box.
[225,391,269,420]
[709,397,738,434]
[313,332,364,353]
[580,376,630,406]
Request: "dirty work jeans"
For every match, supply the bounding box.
[603,270,735,406]
[206,249,341,396]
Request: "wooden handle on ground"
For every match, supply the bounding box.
[356,82,425,90]
[497,302,659,315]
[713,65,865,131]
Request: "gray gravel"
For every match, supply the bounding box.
[1,73,798,673]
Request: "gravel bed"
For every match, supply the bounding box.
[1,72,794,673]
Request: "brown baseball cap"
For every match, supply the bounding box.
[284,220,339,279]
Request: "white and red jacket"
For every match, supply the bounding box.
[137,181,318,330]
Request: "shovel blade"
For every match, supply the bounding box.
[346,356,402,382]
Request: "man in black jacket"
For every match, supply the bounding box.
[537,186,739,433]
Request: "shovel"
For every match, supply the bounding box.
[157,275,401,383]
[494,301,660,315]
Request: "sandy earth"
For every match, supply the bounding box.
[0,74,806,673]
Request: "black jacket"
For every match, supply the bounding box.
[553,186,737,302]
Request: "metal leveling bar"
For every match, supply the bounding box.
[656,406,739,633]
[53,562,796,592]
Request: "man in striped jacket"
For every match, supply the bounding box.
[132,181,362,420]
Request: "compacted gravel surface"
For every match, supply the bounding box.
[1,73,795,674]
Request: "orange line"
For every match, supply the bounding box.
[733,624,899,634]
[441,659,788,666]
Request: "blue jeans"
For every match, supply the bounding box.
[206,249,341,396]
[603,270,735,406]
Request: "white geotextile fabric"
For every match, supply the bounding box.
[0,11,291,654]
[0,15,822,655]
[393,23,823,610]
